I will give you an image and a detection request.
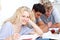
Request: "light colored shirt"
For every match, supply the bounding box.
[20,25,33,35]
[52,7,60,23]
[40,14,55,24]
[0,22,33,40]
[0,22,13,40]
[36,18,42,24]
[40,7,60,24]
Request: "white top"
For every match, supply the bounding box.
[0,22,33,40]
[52,7,60,23]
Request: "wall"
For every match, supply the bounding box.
[54,3,60,12]
[0,0,40,29]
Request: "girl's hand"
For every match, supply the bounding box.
[4,33,20,40]
[13,33,20,40]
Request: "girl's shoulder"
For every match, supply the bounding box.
[2,21,13,27]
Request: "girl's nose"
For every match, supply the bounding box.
[24,18,29,22]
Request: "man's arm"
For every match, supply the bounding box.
[52,23,60,28]
[37,21,49,33]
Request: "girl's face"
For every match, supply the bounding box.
[20,11,29,25]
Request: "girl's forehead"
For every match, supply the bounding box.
[22,11,29,16]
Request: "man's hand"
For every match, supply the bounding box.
[47,22,52,28]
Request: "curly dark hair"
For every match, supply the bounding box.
[32,3,46,14]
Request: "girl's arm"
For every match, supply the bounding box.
[29,19,43,35]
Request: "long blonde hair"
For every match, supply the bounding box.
[3,6,35,25]
[2,6,35,33]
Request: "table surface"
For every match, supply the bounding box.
[18,34,39,40]
[42,31,60,39]
[18,31,60,40]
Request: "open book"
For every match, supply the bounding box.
[18,34,39,40]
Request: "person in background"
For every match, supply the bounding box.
[42,1,60,28]
[0,6,43,40]
[32,3,49,33]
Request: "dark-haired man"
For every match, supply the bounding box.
[32,3,49,33]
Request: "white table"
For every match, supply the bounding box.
[42,31,60,40]
[18,34,39,40]
[18,31,60,40]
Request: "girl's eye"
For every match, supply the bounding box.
[27,16,29,18]
[22,15,29,18]
[22,15,25,17]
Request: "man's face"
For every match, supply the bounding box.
[32,9,42,18]
[45,8,52,17]
[34,12,42,18]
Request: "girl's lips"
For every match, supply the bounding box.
[22,38,32,40]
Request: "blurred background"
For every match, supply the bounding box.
[0,0,60,29]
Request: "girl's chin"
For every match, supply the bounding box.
[22,22,27,25]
